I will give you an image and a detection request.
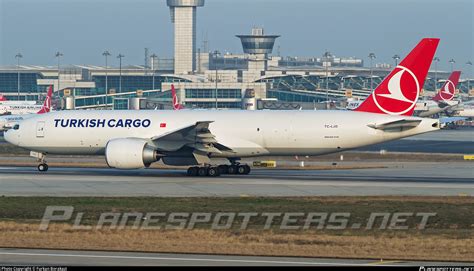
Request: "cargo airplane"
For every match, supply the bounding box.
[5,38,441,176]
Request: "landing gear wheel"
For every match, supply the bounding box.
[228,165,238,175]
[207,167,220,177]
[187,166,199,176]
[243,165,251,175]
[237,165,248,175]
[38,163,48,172]
[197,167,209,177]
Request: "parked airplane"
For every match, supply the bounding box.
[0,86,53,131]
[416,71,461,117]
[345,71,462,117]
[0,94,45,115]
[171,84,185,110]
[5,38,441,176]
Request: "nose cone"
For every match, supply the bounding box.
[4,130,19,146]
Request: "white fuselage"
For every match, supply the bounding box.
[5,110,439,158]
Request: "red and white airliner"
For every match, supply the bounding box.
[0,86,53,131]
[416,71,461,117]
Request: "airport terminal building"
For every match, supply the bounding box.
[1,0,472,110]
[0,52,470,111]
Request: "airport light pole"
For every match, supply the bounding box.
[55,52,63,95]
[368,53,376,91]
[213,50,220,109]
[102,50,111,107]
[433,57,440,90]
[323,51,331,101]
[15,53,23,100]
[150,54,157,90]
[449,58,455,72]
[117,54,124,93]
[466,61,472,93]
[392,54,400,67]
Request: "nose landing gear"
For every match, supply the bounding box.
[37,163,49,172]
[31,151,48,172]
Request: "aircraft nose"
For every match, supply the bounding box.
[4,130,19,146]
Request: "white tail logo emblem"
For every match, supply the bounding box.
[372,65,420,115]
[377,69,414,103]
[440,80,455,101]
[443,82,452,94]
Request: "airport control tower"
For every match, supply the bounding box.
[237,27,279,71]
[167,0,205,74]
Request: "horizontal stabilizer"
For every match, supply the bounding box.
[367,119,422,130]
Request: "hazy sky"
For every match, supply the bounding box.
[0,0,472,71]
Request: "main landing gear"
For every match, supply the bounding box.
[186,162,251,177]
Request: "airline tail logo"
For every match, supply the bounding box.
[355,38,440,116]
[37,85,53,114]
[373,66,420,115]
[433,71,460,102]
[171,84,184,110]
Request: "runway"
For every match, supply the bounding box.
[358,128,474,154]
[359,139,474,154]
[0,162,472,196]
[0,248,471,266]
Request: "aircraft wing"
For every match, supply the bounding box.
[367,119,422,130]
[151,121,233,163]
[437,101,459,110]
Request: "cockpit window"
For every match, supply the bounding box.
[13,124,20,130]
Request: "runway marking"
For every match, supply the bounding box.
[0,251,403,266]
[368,259,402,265]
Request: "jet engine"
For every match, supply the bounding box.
[105,138,158,169]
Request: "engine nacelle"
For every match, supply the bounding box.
[105,138,157,169]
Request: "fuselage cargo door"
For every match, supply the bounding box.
[36,121,45,138]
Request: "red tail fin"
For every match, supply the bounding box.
[432,71,461,102]
[37,85,53,114]
[355,38,440,116]
[171,84,184,110]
